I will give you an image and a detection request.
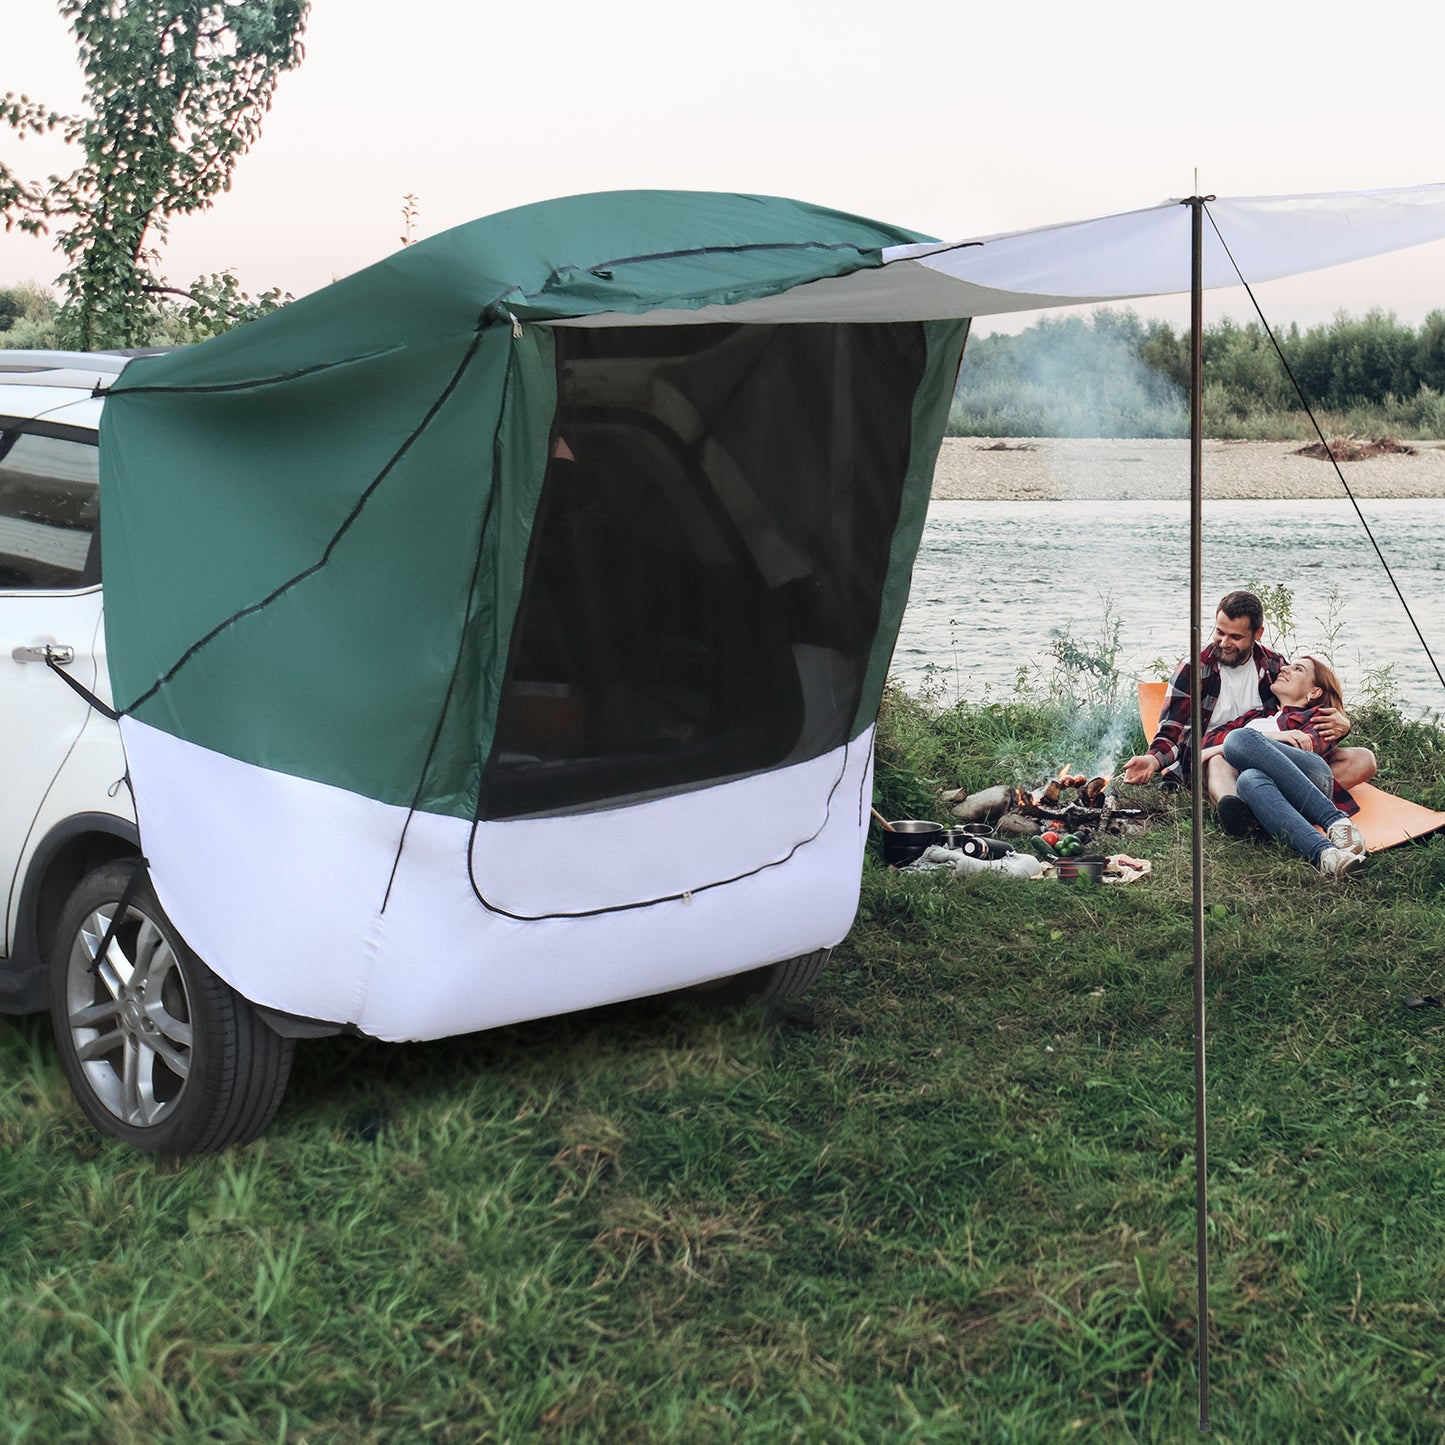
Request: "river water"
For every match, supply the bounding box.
[893,498,1445,717]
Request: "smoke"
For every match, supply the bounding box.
[1087,710,1136,778]
[951,309,1186,438]
[1046,699,1139,781]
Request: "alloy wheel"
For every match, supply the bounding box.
[63,899,195,1128]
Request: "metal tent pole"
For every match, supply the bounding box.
[1187,191,1211,1436]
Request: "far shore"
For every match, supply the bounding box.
[931,437,1445,502]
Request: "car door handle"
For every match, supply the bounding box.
[11,644,75,665]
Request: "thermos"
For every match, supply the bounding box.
[949,830,1013,860]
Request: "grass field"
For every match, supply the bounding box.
[5,688,1445,1442]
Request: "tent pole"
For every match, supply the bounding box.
[1188,192,1211,1436]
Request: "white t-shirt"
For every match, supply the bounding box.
[1211,661,1261,730]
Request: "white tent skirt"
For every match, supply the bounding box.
[120,718,873,1041]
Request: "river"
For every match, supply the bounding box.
[892,498,1445,717]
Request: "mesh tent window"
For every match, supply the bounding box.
[480,321,928,819]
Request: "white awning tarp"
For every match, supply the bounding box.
[557,182,1445,326]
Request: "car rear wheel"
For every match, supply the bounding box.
[49,861,294,1153]
[686,947,833,1006]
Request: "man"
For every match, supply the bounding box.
[1120,590,1376,834]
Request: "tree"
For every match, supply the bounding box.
[1412,310,1445,395]
[1,2,308,347]
[0,282,55,332]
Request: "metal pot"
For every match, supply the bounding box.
[881,819,944,867]
[1057,855,1106,884]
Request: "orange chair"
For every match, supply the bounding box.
[1136,680,1445,852]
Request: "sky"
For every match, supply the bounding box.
[3,0,1444,336]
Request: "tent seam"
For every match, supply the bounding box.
[107,346,404,396]
[379,325,523,911]
[119,322,493,714]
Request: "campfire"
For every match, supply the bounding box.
[949,764,1146,840]
[1025,764,1108,811]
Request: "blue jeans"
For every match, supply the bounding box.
[1222,728,1346,862]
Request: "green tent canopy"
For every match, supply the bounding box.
[101,191,968,1039]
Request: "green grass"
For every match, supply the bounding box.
[6,691,1445,1441]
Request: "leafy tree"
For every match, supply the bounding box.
[1137,318,1188,393]
[0,282,59,348]
[1327,308,1416,406]
[1412,310,1445,394]
[1,1,308,347]
[954,308,1187,437]
[0,282,57,334]
[952,307,1445,437]
[1287,309,1418,410]
[1203,318,1296,412]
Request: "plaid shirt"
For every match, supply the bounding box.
[1202,703,1332,756]
[1147,640,1285,784]
[1203,702,1360,816]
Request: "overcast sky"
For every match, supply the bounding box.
[4,0,1443,335]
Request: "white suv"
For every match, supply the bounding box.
[1,350,296,1152]
[3,347,838,1155]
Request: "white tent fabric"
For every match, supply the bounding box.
[122,717,874,1040]
[886,184,1445,299]
[558,183,1445,327]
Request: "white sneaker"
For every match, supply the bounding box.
[1317,846,1365,880]
[1327,819,1367,856]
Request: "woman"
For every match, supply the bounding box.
[1208,654,1367,878]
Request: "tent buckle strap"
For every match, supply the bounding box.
[87,856,151,980]
[32,649,124,722]
[12,643,74,664]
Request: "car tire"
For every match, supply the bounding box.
[49,861,294,1153]
[686,947,833,1007]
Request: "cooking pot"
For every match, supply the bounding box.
[881,819,944,867]
[1057,855,1106,884]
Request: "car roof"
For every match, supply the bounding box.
[0,383,104,433]
[0,349,160,433]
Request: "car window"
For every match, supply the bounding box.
[0,430,99,590]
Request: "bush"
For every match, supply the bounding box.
[0,283,58,349]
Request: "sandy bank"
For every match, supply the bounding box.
[931,437,1445,502]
